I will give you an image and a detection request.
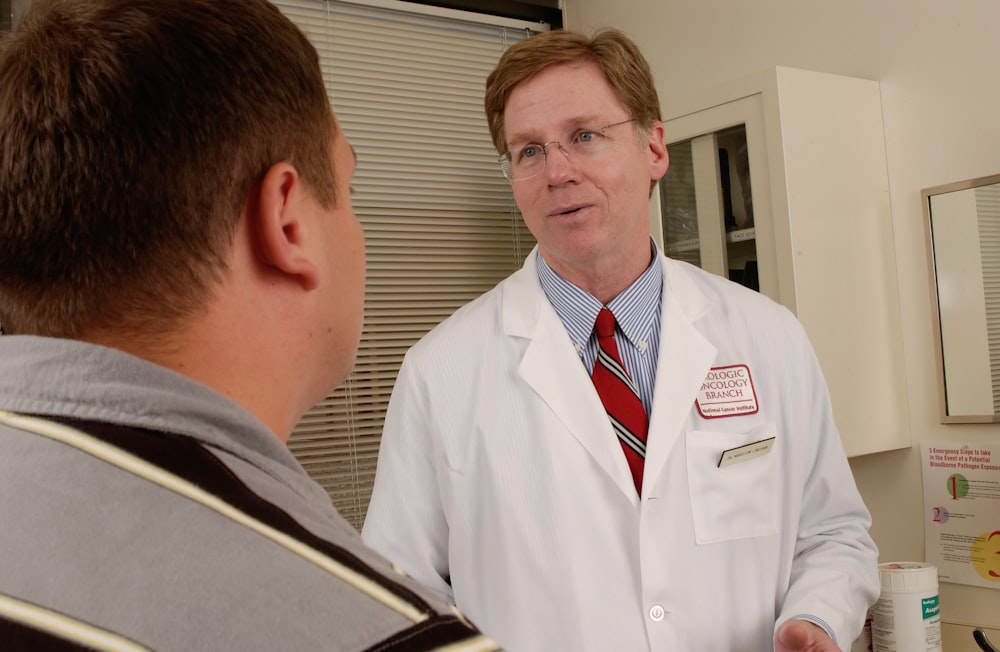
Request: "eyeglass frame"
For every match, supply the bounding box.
[497,118,638,182]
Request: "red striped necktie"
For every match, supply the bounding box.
[591,307,648,495]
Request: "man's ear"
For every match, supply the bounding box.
[248,162,320,291]
[647,120,670,180]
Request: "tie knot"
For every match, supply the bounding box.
[595,307,617,338]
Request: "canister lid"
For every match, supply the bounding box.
[878,562,939,592]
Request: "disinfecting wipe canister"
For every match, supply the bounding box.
[871,562,942,652]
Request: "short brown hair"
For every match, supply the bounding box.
[484,28,661,154]
[0,0,336,337]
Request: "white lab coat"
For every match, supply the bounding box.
[363,248,879,652]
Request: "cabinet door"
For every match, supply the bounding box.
[661,125,759,291]
[654,94,785,305]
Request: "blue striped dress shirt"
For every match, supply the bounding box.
[536,241,663,417]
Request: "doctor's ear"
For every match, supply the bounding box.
[648,121,669,174]
[248,162,320,291]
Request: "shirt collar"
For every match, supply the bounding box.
[537,240,663,349]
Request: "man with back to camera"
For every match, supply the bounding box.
[0,1,499,649]
[362,27,880,652]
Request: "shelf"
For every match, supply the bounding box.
[666,236,700,254]
[726,227,755,243]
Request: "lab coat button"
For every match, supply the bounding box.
[648,604,665,621]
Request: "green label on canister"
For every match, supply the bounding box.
[922,596,940,621]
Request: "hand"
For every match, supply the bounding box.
[774,619,840,652]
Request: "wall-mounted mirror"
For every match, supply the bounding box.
[924,173,1000,423]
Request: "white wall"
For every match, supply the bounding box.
[565,0,1000,636]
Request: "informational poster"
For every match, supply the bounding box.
[921,442,1000,588]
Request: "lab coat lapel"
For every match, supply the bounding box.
[641,258,718,494]
[503,252,637,499]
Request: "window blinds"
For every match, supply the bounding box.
[976,184,1000,414]
[274,0,541,529]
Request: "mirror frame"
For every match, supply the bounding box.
[923,173,1000,423]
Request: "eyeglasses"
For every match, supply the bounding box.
[498,118,637,182]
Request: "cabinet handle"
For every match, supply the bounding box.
[974,628,999,652]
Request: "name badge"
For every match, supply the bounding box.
[718,437,775,467]
[696,364,759,419]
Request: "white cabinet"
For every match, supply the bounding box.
[649,66,910,457]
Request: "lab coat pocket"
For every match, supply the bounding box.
[686,426,779,545]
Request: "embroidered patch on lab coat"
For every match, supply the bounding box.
[695,364,759,419]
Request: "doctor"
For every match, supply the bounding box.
[363,27,879,652]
